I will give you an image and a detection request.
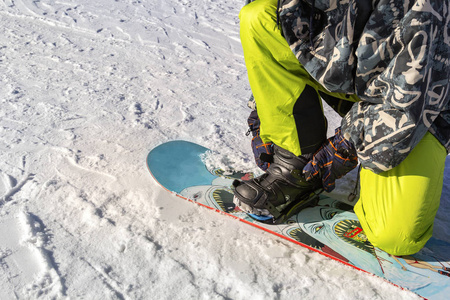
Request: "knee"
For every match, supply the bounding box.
[366,222,433,256]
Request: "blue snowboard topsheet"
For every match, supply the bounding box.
[147,141,217,193]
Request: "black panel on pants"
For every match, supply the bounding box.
[293,84,327,155]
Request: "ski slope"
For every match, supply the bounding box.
[0,1,448,299]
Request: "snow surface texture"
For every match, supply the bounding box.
[0,1,448,299]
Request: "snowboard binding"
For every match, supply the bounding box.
[232,144,323,224]
[236,189,323,224]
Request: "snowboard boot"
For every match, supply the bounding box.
[233,145,323,224]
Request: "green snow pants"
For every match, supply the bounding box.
[239,0,447,255]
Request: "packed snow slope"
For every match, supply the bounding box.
[0,1,448,299]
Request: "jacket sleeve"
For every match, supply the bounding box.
[279,0,449,173]
[340,0,449,173]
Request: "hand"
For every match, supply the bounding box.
[303,127,358,192]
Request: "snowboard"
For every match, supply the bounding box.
[147,140,450,299]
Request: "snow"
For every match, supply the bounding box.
[0,1,447,299]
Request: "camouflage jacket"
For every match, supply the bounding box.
[279,0,449,173]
